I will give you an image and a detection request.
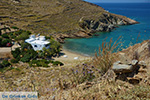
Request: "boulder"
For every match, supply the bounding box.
[131,60,138,66]
[138,61,147,68]
[112,60,138,73]
[112,61,133,73]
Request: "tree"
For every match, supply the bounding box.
[1,34,9,39]
[20,53,32,62]
[15,30,31,41]
[21,43,32,50]
[0,29,2,35]
[42,39,61,58]
[1,60,11,67]
[0,38,2,46]
[1,39,11,47]
[11,48,21,58]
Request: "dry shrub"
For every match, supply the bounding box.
[132,51,140,60]
[93,37,121,75]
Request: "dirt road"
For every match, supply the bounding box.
[0,47,11,53]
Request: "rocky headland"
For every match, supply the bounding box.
[0,0,138,43]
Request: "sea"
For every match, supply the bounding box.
[63,3,150,56]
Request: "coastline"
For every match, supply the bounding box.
[53,48,92,64]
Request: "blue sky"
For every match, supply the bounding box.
[84,0,150,3]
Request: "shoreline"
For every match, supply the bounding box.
[53,48,92,63]
[62,47,92,57]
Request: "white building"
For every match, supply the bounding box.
[25,35,50,51]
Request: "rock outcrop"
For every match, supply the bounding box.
[112,60,147,84]
[79,13,138,33]
[112,60,138,73]
[119,40,150,64]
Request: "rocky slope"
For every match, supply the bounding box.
[118,40,150,65]
[0,0,138,42]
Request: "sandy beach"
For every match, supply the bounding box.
[54,49,92,65]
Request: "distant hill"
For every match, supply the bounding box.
[0,0,138,42]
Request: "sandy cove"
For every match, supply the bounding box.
[53,49,92,65]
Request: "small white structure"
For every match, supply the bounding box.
[74,57,79,60]
[63,55,68,58]
[25,35,50,51]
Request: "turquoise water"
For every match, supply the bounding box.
[63,3,150,56]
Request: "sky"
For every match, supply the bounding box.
[84,0,150,3]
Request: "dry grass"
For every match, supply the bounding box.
[0,52,13,59]
[0,0,106,35]
[1,39,150,100]
[93,37,121,75]
[0,54,150,100]
[0,0,136,39]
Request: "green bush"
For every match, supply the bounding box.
[1,60,11,67]
[29,59,50,67]
[0,38,2,42]
[1,39,11,47]
[9,32,16,39]
[14,30,23,35]
[0,29,1,35]
[11,48,21,58]
[10,59,19,63]
[45,36,53,40]
[53,61,64,66]
[21,43,32,50]
[20,53,32,62]
[11,45,38,63]
[15,33,29,40]
[29,60,63,67]
[15,30,31,41]
[11,26,19,29]
[27,49,38,58]
[37,50,45,58]
[20,49,38,63]
[42,39,61,57]
[0,38,2,46]
[49,60,54,63]
[1,34,9,39]
[50,39,61,54]
[0,63,4,69]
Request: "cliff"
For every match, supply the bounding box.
[0,0,138,42]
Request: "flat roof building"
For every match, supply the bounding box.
[25,35,50,51]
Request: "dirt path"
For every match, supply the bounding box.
[0,47,12,58]
[0,47,11,53]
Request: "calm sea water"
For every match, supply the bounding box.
[63,3,150,56]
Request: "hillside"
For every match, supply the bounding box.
[0,0,138,42]
[0,40,150,99]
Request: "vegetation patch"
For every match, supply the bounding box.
[10,59,19,64]
[0,28,31,47]
[11,45,38,63]
[0,60,11,72]
[11,41,62,67]
[29,59,64,67]
[29,59,50,67]
[42,39,61,57]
